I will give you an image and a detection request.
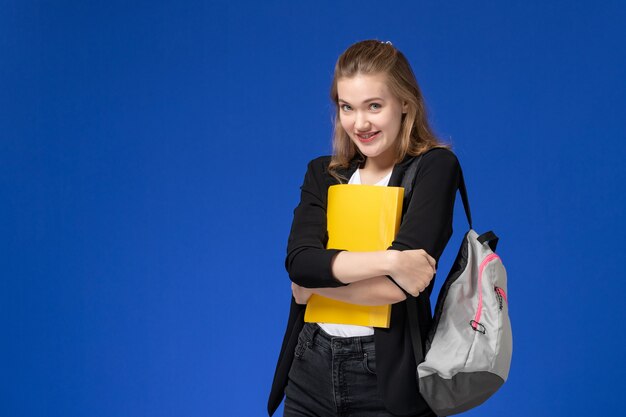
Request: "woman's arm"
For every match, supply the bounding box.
[286,150,459,294]
[292,277,407,306]
[330,249,435,296]
[285,157,348,289]
[292,246,437,306]
[285,158,436,292]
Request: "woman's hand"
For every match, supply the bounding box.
[388,249,436,297]
[291,282,314,305]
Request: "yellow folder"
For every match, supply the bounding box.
[304,184,404,328]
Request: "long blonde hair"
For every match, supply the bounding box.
[328,40,446,181]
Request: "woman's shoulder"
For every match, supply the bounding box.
[294,156,336,199]
[298,155,334,187]
[415,147,461,175]
[305,155,338,180]
[420,147,459,165]
[307,155,333,170]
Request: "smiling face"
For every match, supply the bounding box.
[337,73,407,169]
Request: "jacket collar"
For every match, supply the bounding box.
[332,153,419,186]
[389,153,417,187]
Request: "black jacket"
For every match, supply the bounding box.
[268,148,461,416]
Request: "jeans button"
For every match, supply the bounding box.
[333,341,341,349]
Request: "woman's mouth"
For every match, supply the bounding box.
[356,131,381,143]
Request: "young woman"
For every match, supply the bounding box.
[268,40,461,417]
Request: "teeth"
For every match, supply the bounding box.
[360,132,377,138]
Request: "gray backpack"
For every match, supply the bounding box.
[402,157,513,416]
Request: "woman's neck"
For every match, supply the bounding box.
[359,157,394,185]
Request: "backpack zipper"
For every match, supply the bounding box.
[470,253,502,333]
[495,286,507,310]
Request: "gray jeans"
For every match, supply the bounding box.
[284,323,418,417]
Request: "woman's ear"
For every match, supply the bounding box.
[402,102,408,114]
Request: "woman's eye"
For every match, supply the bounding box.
[370,103,381,110]
[340,104,352,112]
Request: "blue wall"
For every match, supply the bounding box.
[2,1,625,416]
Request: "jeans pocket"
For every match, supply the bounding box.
[362,350,377,375]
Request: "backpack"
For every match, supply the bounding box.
[401,155,513,416]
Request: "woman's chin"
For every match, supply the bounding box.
[353,143,380,157]
[355,144,387,160]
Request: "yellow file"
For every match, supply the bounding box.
[304,184,404,328]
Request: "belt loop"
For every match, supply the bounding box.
[356,335,363,354]
[309,323,320,344]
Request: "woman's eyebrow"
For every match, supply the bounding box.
[338,97,385,104]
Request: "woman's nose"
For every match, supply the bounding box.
[355,112,371,130]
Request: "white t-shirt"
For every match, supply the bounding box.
[318,168,393,337]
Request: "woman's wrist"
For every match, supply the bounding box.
[384,250,399,277]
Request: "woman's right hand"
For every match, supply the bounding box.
[388,249,436,297]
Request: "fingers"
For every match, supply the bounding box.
[291,282,308,305]
[403,275,429,297]
[413,282,427,296]
[416,249,436,273]
[410,286,426,297]
[422,251,436,271]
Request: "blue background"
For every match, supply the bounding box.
[2,1,625,416]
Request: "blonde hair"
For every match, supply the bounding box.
[328,40,447,181]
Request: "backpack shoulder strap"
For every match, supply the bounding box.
[399,152,473,364]
[399,155,425,363]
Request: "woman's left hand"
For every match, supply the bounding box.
[291,282,314,305]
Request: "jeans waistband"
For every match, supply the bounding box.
[300,322,375,354]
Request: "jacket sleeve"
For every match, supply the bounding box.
[284,158,348,288]
[388,149,461,262]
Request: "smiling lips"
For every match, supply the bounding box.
[356,131,381,143]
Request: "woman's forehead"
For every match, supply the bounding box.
[337,73,392,103]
